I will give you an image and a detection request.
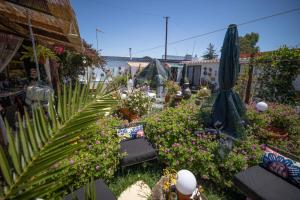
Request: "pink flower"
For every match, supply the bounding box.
[172,143,180,148]
[69,159,75,165]
[95,165,100,171]
[96,140,100,145]
[260,144,267,150]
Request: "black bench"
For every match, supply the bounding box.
[234,165,300,200]
[117,123,157,168]
[64,179,116,200]
[120,137,157,167]
[233,146,300,200]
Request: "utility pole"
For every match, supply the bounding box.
[164,16,169,61]
[129,48,132,60]
[96,28,102,52]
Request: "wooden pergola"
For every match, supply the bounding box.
[0,0,82,51]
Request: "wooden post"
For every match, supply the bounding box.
[245,54,255,104]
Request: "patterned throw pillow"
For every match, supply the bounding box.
[117,125,144,141]
[261,147,300,187]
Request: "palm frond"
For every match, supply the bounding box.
[0,81,117,199]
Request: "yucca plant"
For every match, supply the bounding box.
[0,80,117,199]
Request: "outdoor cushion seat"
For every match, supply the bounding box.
[120,138,157,167]
[64,179,116,200]
[233,165,300,200]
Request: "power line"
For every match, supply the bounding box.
[133,7,300,55]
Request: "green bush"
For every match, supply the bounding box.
[143,102,262,191]
[64,116,122,189]
[246,103,300,155]
[255,46,300,104]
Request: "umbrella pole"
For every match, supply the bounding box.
[27,10,41,81]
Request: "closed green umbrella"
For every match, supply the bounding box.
[212,24,246,138]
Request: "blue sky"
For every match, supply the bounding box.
[71,0,300,58]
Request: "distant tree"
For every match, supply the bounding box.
[239,33,260,104]
[240,33,259,54]
[202,43,218,60]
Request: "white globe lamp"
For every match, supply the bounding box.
[120,93,127,99]
[256,101,268,112]
[176,169,197,197]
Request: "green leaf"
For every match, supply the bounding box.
[38,107,50,139]
[24,109,38,152]
[18,113,31,164]
[68,80,73,118]
[0,145,13,186]
[5,119,22,175]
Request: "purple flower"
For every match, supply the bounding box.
[69,159,75,165]
[192,141,196,145]
[172,143,180,148]
[241,150,247,155]
[252,145,257,150]
[95,165,100,171]
[260,144,267,150]
[95,140,100,145]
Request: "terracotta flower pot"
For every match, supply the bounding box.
[39,57,45,65]
[266,125,288,139]
[119,108,139,122]
[195,98,201,105]
[165,94,171,103]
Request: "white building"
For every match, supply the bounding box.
[182,58,300,93]
[181,58,249,89]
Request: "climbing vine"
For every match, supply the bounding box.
[255,46,300,104]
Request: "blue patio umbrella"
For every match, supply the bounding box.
[212,24,246,138]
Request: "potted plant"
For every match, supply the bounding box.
[20,44,58,64]
[118,89,154,121]
[195,87,211,105]
[165,80,181,103]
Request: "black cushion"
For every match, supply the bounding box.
[233,166,300,200]
[64,179,116,200]
[120,138,156,167]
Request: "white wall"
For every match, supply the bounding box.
[293,75,300,91]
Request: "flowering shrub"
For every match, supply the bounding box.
[197,87,211,99]
[246,103,300,155]
[64,116,122,188]
[119,89,154,116]
[144,102,262,190]
[165,80,181,95]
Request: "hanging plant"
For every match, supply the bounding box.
[20,44,58,64]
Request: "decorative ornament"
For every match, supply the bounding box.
[256,101,268,112]
[176,169,197,196]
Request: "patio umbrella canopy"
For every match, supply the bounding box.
[212,24,246,138]
[136,59,170,88]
